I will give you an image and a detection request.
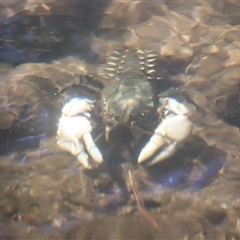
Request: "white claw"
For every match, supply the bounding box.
[138,98,192,165]
[57,98,103,168]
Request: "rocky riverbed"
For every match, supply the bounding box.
[1,1,240,239]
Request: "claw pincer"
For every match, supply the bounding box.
[57,97,103,169]
[138,98,192,165]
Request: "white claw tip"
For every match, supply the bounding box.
[138,147,153,163]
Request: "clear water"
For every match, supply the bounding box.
[0,1,240,239]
